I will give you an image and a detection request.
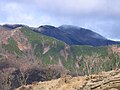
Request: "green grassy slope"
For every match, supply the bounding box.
[21,28,120,74]
[2,27,120,75]
[2,37,23,55]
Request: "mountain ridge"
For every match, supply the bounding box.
[1,24,120,46]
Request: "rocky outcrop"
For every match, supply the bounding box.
[0,27,32,52]
[17,69,120,90]
[111,45,120,53]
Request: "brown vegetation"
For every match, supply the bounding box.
[0,54,67,90]
[0,58,67,90]
[17,69,120,90]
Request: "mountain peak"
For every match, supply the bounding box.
[39,25,56,29]
[2,24,27,30]
[37,25,119,46]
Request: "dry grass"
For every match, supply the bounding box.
[17,69,120,90]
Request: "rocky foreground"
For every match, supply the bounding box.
[17,69,120,90]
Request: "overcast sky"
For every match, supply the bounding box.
[0,0,120,40]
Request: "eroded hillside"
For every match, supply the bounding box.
[0,27,120,75]
[0,26,120,90]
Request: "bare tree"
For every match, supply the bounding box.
[0,68,15,90]
[83,53,103,75]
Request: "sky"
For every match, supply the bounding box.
[0,0,120,40]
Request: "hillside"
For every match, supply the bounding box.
[1,26,120,73]
[0,25,120,90]
[17,69,120,90]
[2,24,120,46]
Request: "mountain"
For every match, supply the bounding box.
[0,25,120,74]
[2,24,27,30]
[2,24,120,46]
[0,24,120,90]
[34,25,120,46]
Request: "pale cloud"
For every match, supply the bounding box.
[35,0,103,13]
[0,0,120,40]
[0,2,34,25]
[34,0,120,18]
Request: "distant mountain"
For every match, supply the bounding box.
[2,24,120,46]
[2,24,28,30]
[33,25,120,46]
